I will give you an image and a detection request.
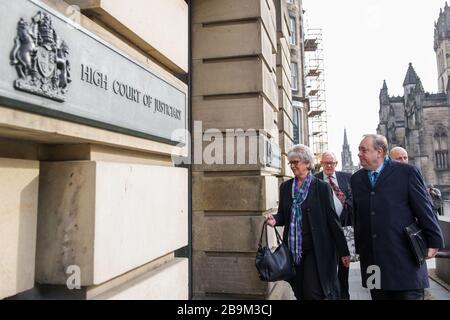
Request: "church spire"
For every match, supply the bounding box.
[403,63,419,86]
[341,129,356,173]
[415,77,424,93]
[380,80,389,105]
[343,128,349,146]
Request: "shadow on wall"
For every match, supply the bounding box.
[17,176,39,293]
[0,159,38,300]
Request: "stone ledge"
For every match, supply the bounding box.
[0,106,186,158]
[193,58,278,109]
[193,0,277,54]
[91,258,189,300]
[192,173,278,211]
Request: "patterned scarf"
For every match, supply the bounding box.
[289,172,313,265]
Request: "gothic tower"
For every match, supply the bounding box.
[341,129,355,173]
[377,80,390,137]
[403,62,419,98]
[434,2,450,92]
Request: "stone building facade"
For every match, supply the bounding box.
[0,0,189,300]
[192,0,306,299]
[287,0,309,146]
[377,3,450,199]
[1,0,308,300]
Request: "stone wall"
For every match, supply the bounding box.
[1,0,188,299]
[421,107,450,195]
[191,0,286,299]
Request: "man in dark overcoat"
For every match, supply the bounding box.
[351,134,444,300]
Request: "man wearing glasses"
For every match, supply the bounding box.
[351,134,443,300]
[315,151,353,300]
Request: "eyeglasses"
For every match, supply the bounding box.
[288,160,302,166]
[321,161,337,166]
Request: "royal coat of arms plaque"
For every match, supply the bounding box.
[10,11,71,102]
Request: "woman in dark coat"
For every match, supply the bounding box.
[266,144,350,300]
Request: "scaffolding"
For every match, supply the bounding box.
[304,28,328,159]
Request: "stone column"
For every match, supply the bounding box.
[192,0,283,298]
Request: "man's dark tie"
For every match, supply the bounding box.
[328,176,346,206]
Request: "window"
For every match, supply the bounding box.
[293,108,301,144]
[291,62,298,91]
[434,128,449,169]
[287,0,294,3]
[290,17,297,45]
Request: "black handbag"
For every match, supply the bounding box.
[255,221,296,282]
[404,221,428,266]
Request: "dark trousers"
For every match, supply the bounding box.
[287,249,325,300]
[370,289,424,300]
[338,257,350,300]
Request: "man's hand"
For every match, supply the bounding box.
[427,248,439,259]
[266,214,276,227]
[341,256,351,268]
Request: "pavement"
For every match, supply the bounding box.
[348,262,371,300]
[424,258,450,300]
[348,259,450,300]
[276,259,450,300]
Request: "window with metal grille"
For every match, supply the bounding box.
[434,130,449,169]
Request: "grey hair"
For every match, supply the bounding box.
[287,144,316,170]
[363,134,388,156]
[321,151,337,161]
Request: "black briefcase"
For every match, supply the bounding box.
[255,222,296,282]
[404,222,428,266]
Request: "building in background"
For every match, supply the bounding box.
[287,0,309,147]
[270,0,310,185]
[341,129,358,174]
[377,3,450,199]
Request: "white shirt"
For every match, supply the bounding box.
[324,172,344,217]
